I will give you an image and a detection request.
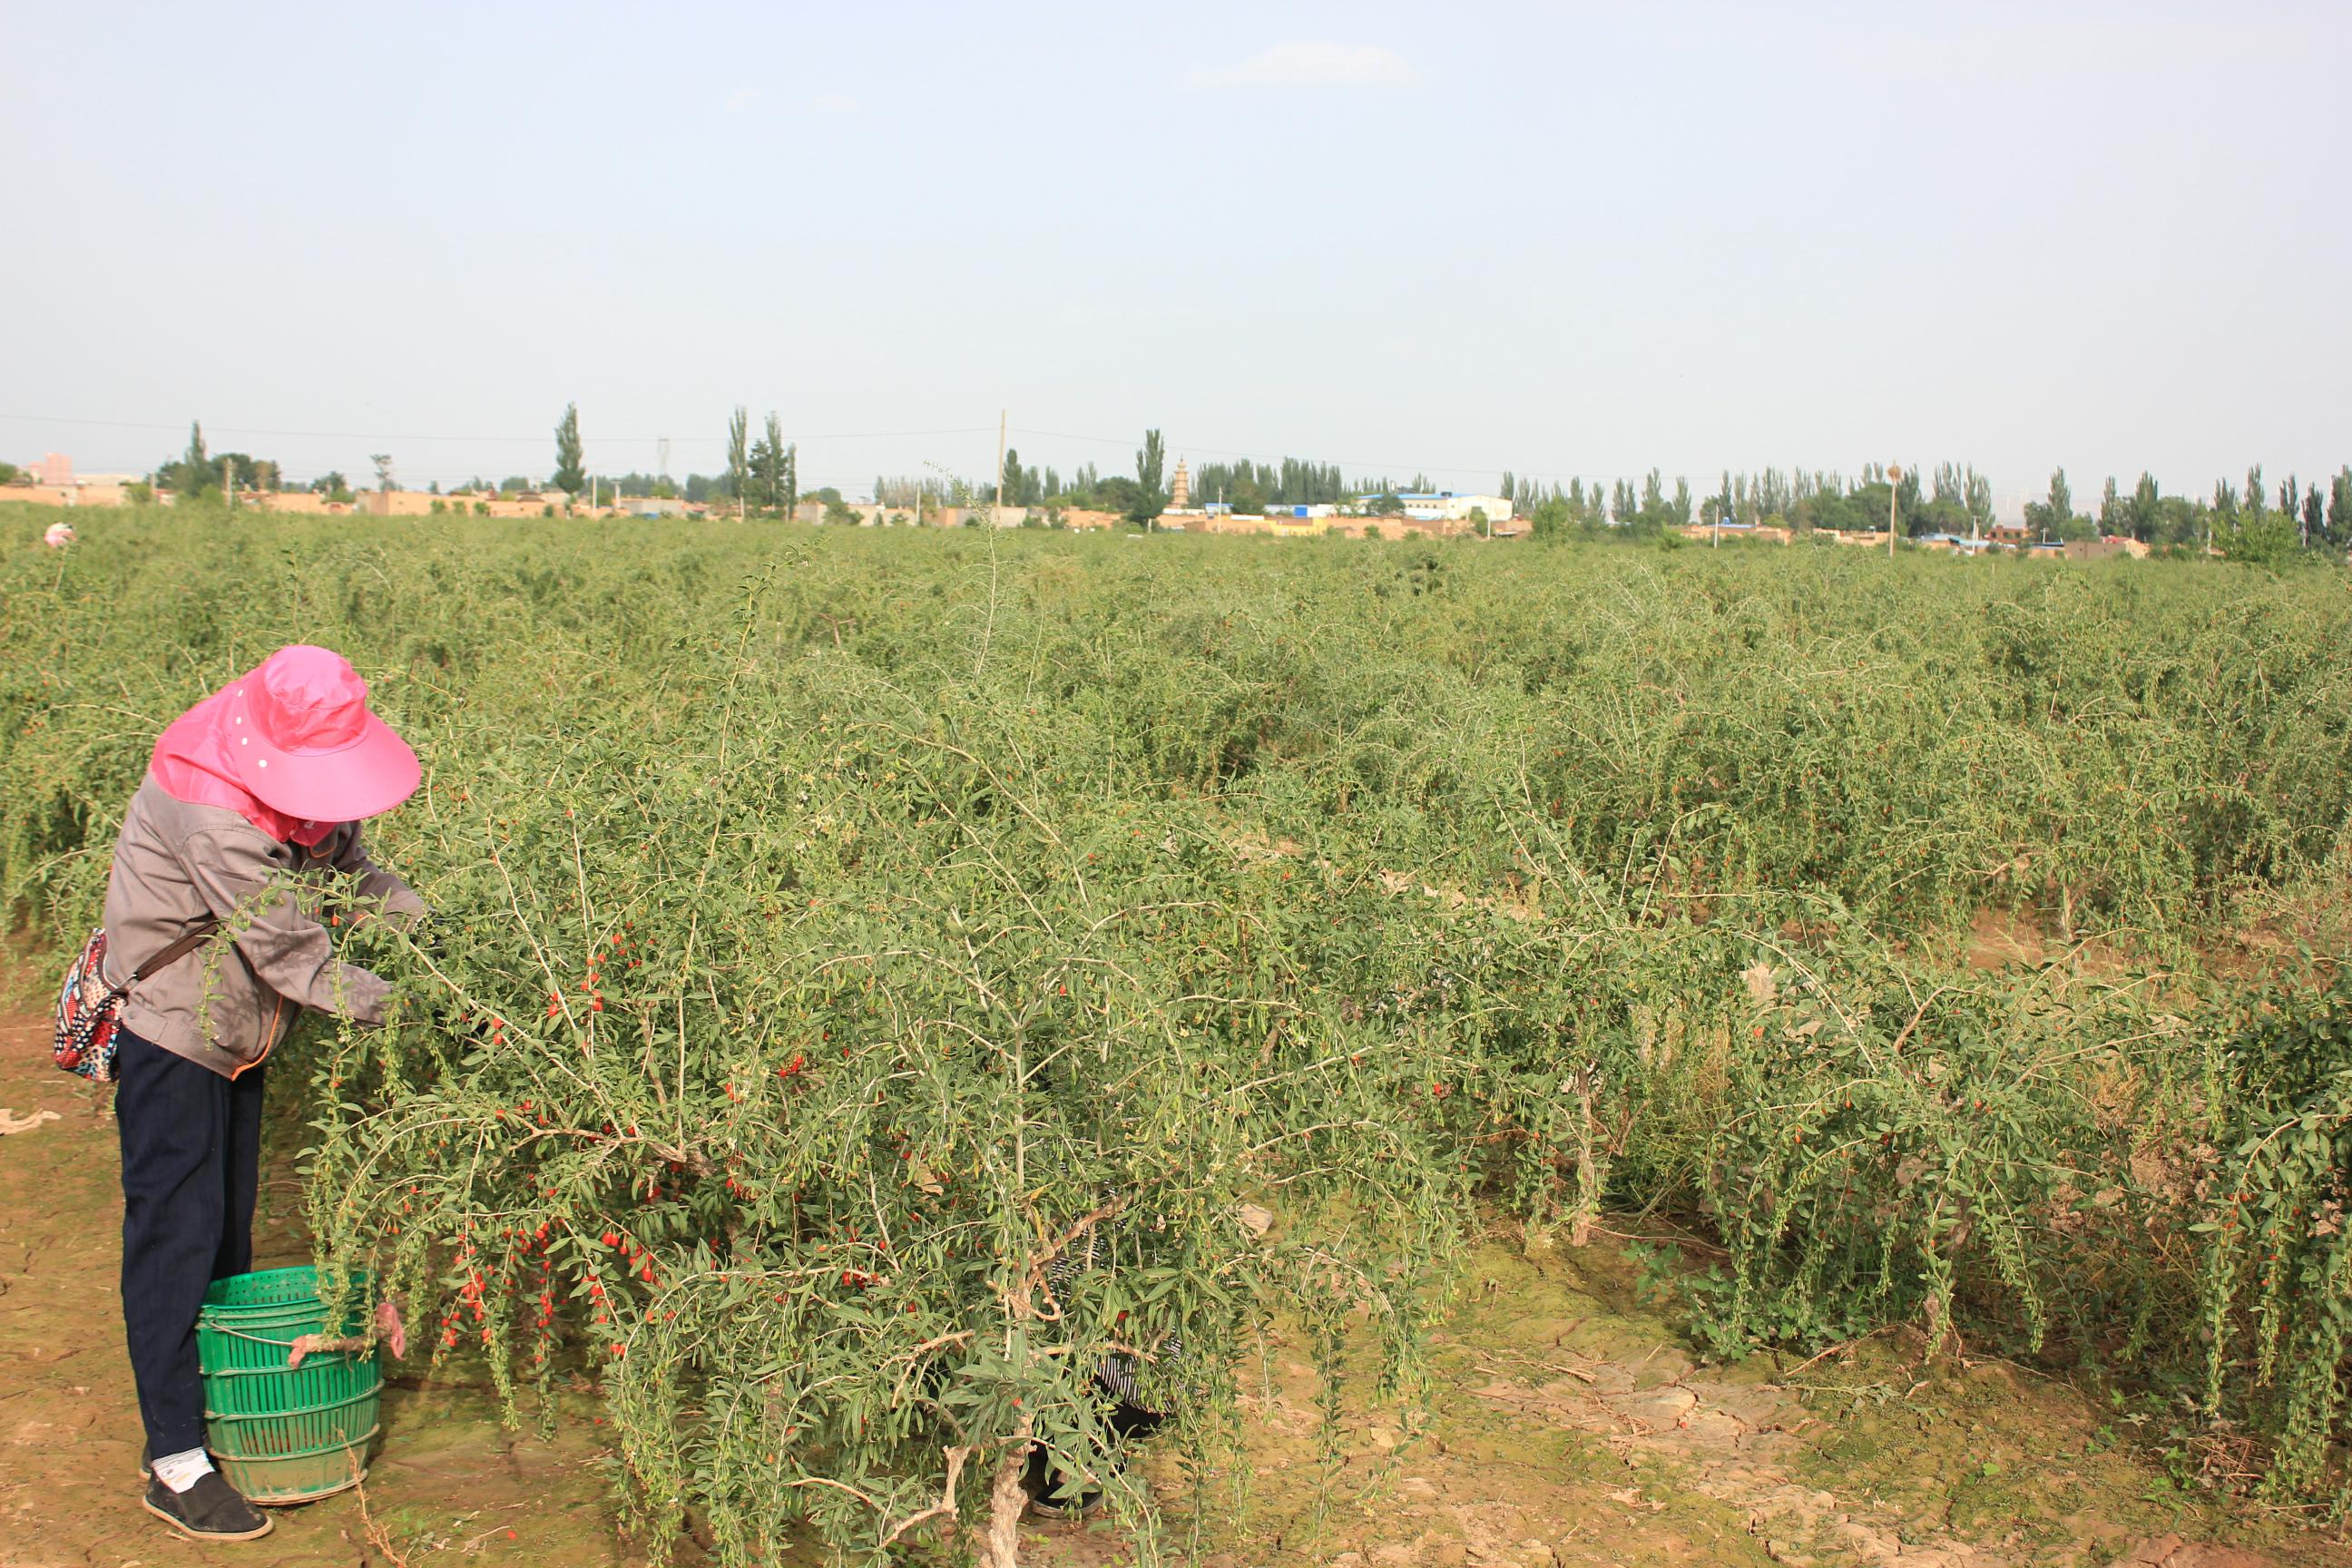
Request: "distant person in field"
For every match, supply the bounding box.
[101,644,423,1542]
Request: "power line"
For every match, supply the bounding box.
[0,412,993,446]
[1,408,1584,482]
[9,407,1918,496]
[1009,426,1632,485]
[258,470,883,489]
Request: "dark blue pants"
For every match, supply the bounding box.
[114,1028,264,1457]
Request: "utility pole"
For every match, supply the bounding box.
[995,408,1007,528]
[223,456,235,513]
[1886,465,1901,556]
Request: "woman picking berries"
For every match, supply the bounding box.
[100,645,423,1541]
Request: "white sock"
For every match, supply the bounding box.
[152,1446,215,1493]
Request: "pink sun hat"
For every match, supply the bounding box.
[222,645,420,821]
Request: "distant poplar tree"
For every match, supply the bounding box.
[749,426,774,512]
[1965,469,1994,534]
[2132,473,2161,540]
[175,421,211,496]
[2021,468,2073,540]
[553,404,585,495]
[726,407,750,510]
[749,414,794,514]
[1132,428,1167,527]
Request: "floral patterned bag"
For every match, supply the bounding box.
[52,921,222,1081]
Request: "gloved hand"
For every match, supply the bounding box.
[376,1297,408,1359]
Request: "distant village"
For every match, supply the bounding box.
[4,451,2148,555]
[2,451,1524,538]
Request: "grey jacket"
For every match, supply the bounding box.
[102,776,425,1078]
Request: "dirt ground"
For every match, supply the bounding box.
[2,996,2344,1568]
[0,1003,638,1568]
[1112,1232,2349,1568]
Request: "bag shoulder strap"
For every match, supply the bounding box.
[124,918,227,985]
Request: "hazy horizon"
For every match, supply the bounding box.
[5,1,2346,514]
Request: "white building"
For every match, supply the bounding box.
[1377,491,1514,524]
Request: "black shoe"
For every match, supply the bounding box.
[142,1472,273,1541]
[1028,1486,1106,1521]
[1024,1463,1109,1521]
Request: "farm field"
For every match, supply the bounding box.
[0,1011,2336,1568]
[4,504,2351,1566]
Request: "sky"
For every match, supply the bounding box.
[3,1,2346,514]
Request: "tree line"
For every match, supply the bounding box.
[982,449,1443,519]
[1501,460,2352,557]
[109,407,2352,561]
[941,431,1178,526]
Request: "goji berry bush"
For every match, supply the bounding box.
[5,505,2350,1553]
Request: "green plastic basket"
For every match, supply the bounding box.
[197,1309,364,1373]
[215,1426,378,1505]
[196,1269,371,1373]
[205,1351,380,1418]
[201,1266,368,1316]
[207,1380,382,1461]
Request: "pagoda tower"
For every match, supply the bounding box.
[1169,456,1191,511]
